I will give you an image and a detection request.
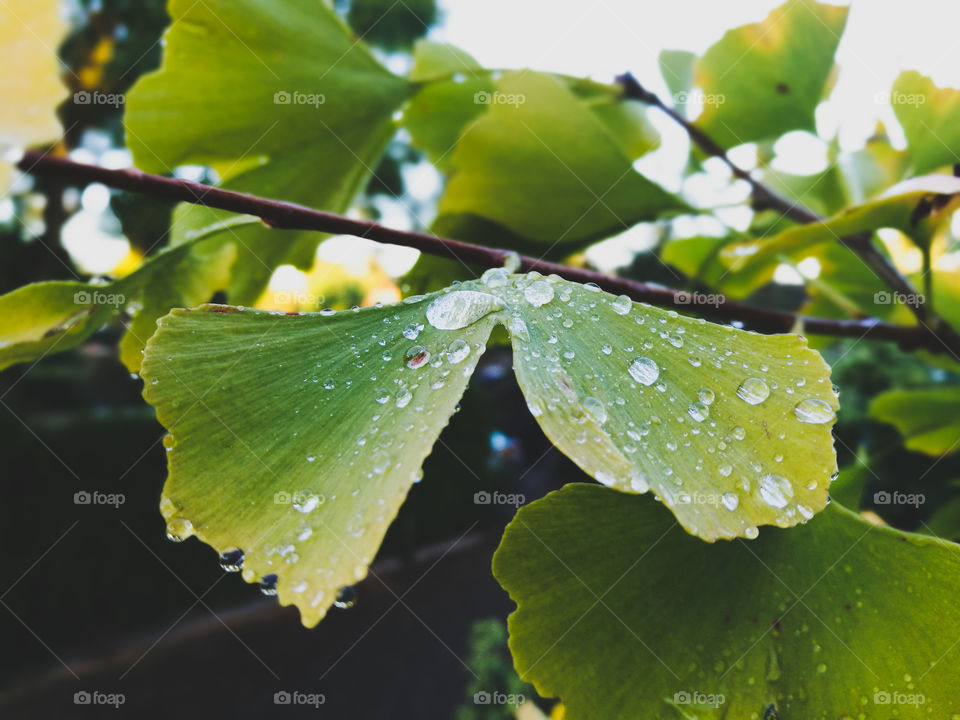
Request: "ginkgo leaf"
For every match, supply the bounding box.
[141,289,504,627]
[496,273,838,541]
[0,0,66,188]
[720,175,960,276]
[435,70,686,249]
[694,0,848,149]
[892,71,960,174]
[125,0,412,303]
[870,387,960,456]
[493,484,960,719]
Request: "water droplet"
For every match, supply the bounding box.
[260,574,278,596]
[687,402,709,422]
[583,397,607,424]
[794,398,835,424]
[334,585,356,609]
[162,433,177,451]
[404,346,431,369]
[446,339,471,364]
[481,267,509,287]
[722,492,739,511]
[737,377,770,405]
[507,316,529,341]
[323,378,335,390]
[403,322,423,340]
[165,517,193,542]
[293,493,320,514]
[732,426,746,440]
[630,473,649,493]
[611,294,632,315]
[745,526,759,540]
[697,388,715,405]
[798,504,814,520]
[601,343,612,355]
[395,387,413,408]
[718,464,732,477]
[425,290,502,330]
[758,473,793,509]
[628,357,659,386]
[371,452,390,475]
[220,549,244,572]
[524,281,555,307]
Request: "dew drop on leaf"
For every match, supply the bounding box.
[794,398,835,424]
[737,377,770,405]
[628,356,659,386]
[404,345,430,369]
[259,574,278,596]
[219,548,244,572]
[745,526,760,539]
[446,338,471,364]
[425,290,503,330]
[524,281,555,307]
[758,473,793,509]
[687,402,709,422]
[334,585,356,609]
[166,517,194,542]
[721,492,739,511]
[583,396,607,424]
[402,322,423,340]
[611,294,632,315]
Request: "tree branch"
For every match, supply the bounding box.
[615,72,943,328]
[16,150,960,357]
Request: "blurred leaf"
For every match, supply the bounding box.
[0,0,66,188]
[125,0,412,302]
[870,387,960,456]
[892,71,960,174]
[493,483,960,719]
[923,495,960,543]
[501,273,837,540]
[694,0,848,149]
[839,131,910,204]
[760,162,850,217]
[436,71,686,248]
[347,0,436,50]
[658,49,696,117]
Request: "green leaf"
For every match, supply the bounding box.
[694,0,848,148]
[493,483,960,718]
[140,272,840,623]
[435,71,686,248]
[721,175,960,275]
[500,273,837,541]
[142,288,504,627]
[870,387,960,456]
[658,49,696,117]
[892,71,960,174]
[125,0,412,302]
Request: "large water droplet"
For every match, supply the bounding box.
[404,346,431,369]
[721,492,739,511]
[737,377,770,405]
[220,549,244,572]
[758,473,793,509]
[744,526,760,540]
[446,339,471,364]
[687,402,709,422]
[628,357,659,386]
[402,322,423,340]
[583,397,607,424]
[481,267,509,287]
[425,290,503,330]
[793,398,835,424]
[260,574,278,596]
[334,585,357,609]
[524,281,555,307]
[611,294,632,315]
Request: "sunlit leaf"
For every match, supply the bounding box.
[435,70,686,249]
[694,0,848,149]
[142,288,503,626]
[125,0,412,302]
[499,273,837,540]
[0,0,66,187]
[493,484,960,718]
[892,71,960,174]
[658,49,696,117]
[870,387,960,456]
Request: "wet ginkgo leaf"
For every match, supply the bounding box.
[497,273,837,541]
[141,291,502,627]
[493,484,960,719]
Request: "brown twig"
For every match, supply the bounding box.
[16,150,960,357]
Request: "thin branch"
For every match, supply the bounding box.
[615,72,940,327]
[16,150,960,357]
